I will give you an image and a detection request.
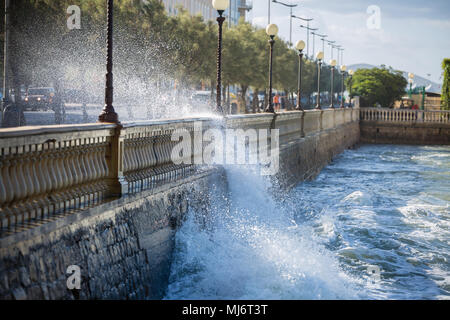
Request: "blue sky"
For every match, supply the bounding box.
[247,0,450,84]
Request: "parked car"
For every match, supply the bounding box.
[24,87,57,111]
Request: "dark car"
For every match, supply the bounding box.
[24,87,57,111]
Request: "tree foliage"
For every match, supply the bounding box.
[348,67,407,108]
[441,58,450,110]
[3,0,347,110]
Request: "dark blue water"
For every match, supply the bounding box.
[165,144,450,299]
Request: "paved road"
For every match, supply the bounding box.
[22,104,155,126]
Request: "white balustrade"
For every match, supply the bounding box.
[0,109,358,231]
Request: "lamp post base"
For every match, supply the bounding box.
[98,107,119,123]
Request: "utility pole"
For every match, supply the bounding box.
[272,0,298,47]
[311,31,321,60]
[292,15,313,58]
[334,45,341,65]
[298,23,317,59]
[327,40,336,60]
[315,33,327,60]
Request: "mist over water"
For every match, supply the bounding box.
[164,145,450,300]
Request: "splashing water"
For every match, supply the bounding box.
[164,144,450,300]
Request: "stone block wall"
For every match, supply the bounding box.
[277,121,360,189]
[360,123,450,145]
[0,169,225,300]
[0,110,360,300]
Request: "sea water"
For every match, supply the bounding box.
[165,144,450,300]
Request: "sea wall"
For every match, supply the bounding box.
[0,168,225,299]
[0,108,359,300]
[360,108,450,145]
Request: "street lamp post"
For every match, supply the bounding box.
[338,47,345,66]
[314,33,327,59]
[311,32,316,59]
[408,73,414,98]
[299,24,318,59]
[291,15,313,57]
[98,0,119,123]
[326,40,335,60]
[315,51,324,109]
[340,65,347,108]
[334,45,341,65]
[329,59,337,108]
[266,23,278,113]
[295,40,305,111]
[212,0,229,114]
[272,0,297,47]
[348,69,354,107]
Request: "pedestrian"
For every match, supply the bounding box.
[273,93,281,112]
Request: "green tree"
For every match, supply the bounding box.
[348,67,407,108]
[441,58,450,110]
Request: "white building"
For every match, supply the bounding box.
[161,0,215,21]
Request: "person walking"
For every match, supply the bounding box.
[273,93,281,112]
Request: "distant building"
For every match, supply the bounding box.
[160,0,214,20]
[160,0,250,26]
[395,92,442,110]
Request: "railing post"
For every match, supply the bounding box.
[300,111,305,137]
[319,110,324,131]
[106,125,128,197]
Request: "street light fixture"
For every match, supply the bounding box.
[314,33,327,59]
[338,47,345,66]
[333,45,341,65]
[340,65,347,108]
[348,69,354,107]
[408,73,415,96]
[98,0,119,123]
[266,23,278,113]
[291,15,313,57]
[408,74,414,98]
[299,24,318,59]
[329,59,337,108]
[326,40,336,60]
[315,51,324,110]
[295,40,305,111]
[212,0,229,114]
[272,0,298,47]
[311,31,317,60]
